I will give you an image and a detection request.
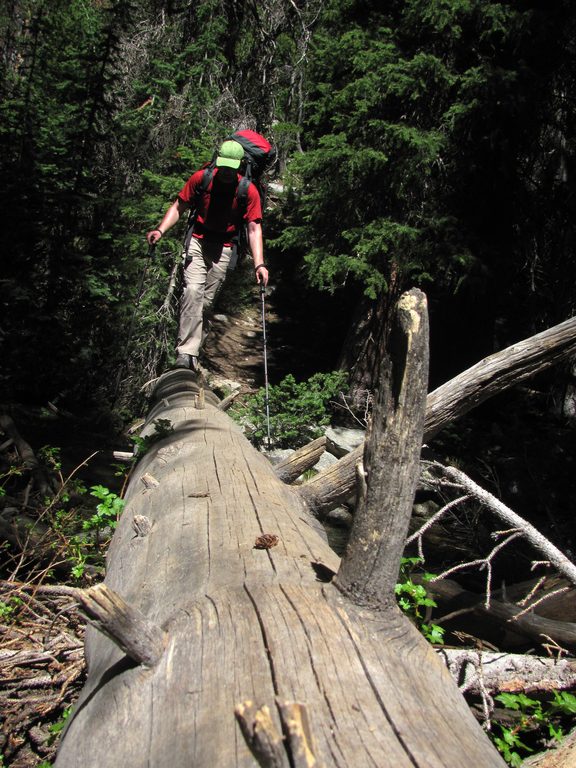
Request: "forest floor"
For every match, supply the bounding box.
[202,303,271,392]
[200,257,357,393]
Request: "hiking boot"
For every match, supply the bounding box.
[174,354,191,369]
[174,354,199,371]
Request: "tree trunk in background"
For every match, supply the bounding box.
[337,293,382,405]
[55,291,504,768]
[337,268,401,409]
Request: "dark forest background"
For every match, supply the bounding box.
[1,0,576,560]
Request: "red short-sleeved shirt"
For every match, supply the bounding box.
[178,168,262,246]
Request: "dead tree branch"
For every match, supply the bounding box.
[438,648,576,696]
[299,314,576,517]
[425,314,576,441]
[423,462,576,589]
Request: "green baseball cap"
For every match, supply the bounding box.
[216,139,244,169]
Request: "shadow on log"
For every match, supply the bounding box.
[55,290,504,767]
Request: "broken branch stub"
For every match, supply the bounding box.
[235,701,289,768]
[336,288,429,605]
[76,583,165,667]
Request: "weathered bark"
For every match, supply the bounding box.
[438,648,576,695]
[336,290,429,604]
[300,314,576,516]
[56,293,504,767]
[273,436,327,483]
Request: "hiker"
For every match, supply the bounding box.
[146,138,268,371]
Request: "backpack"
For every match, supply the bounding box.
[183,130,275,263]
[225,129,276,190]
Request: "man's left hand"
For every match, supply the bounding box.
[255,265,269,287]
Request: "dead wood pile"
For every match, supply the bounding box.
[0,583,86,767]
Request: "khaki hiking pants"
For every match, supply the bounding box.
[177,236,232,357]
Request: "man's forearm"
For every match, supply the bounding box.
[248,221,267,285]
[248,222,264,266]
[159,199,186,234]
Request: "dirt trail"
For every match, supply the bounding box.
[201,303,272,392]
[200,262,355,393]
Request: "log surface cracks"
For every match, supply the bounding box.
[57,307,504,767]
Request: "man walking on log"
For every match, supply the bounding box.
[146,139,268,372]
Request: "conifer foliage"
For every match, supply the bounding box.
[277,0,576,372]
[1,0,576,416]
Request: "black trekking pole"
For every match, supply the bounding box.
[260,282,272,448]
[112,243,155,405]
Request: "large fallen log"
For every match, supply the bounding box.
[55,289,504,767]
[299,314,576,516]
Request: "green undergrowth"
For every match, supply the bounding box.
[230,370,349,448]
[394,557,576,764]
[396,556,445,645]
[491,690,576,765]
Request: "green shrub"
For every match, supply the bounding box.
[231,370,348,448]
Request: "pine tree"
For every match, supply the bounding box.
[275,0,576,387]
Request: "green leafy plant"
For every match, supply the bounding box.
[0,444,119,583]
[0,464,22,497]
[395,557,445,645]
[64,486,124,580]
[491,690,576,765]
[131,418,175,456]
[38,445,63,472]
[37,461,125,582]
[83,486,124,533]
[0,596,23,623]
[48,706,73,742]
[230,371,348,448]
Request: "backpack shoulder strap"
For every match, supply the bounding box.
[183,166,215,252]
[236,176,250,213]
[197,166,214,201]
[233,177,253,262]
